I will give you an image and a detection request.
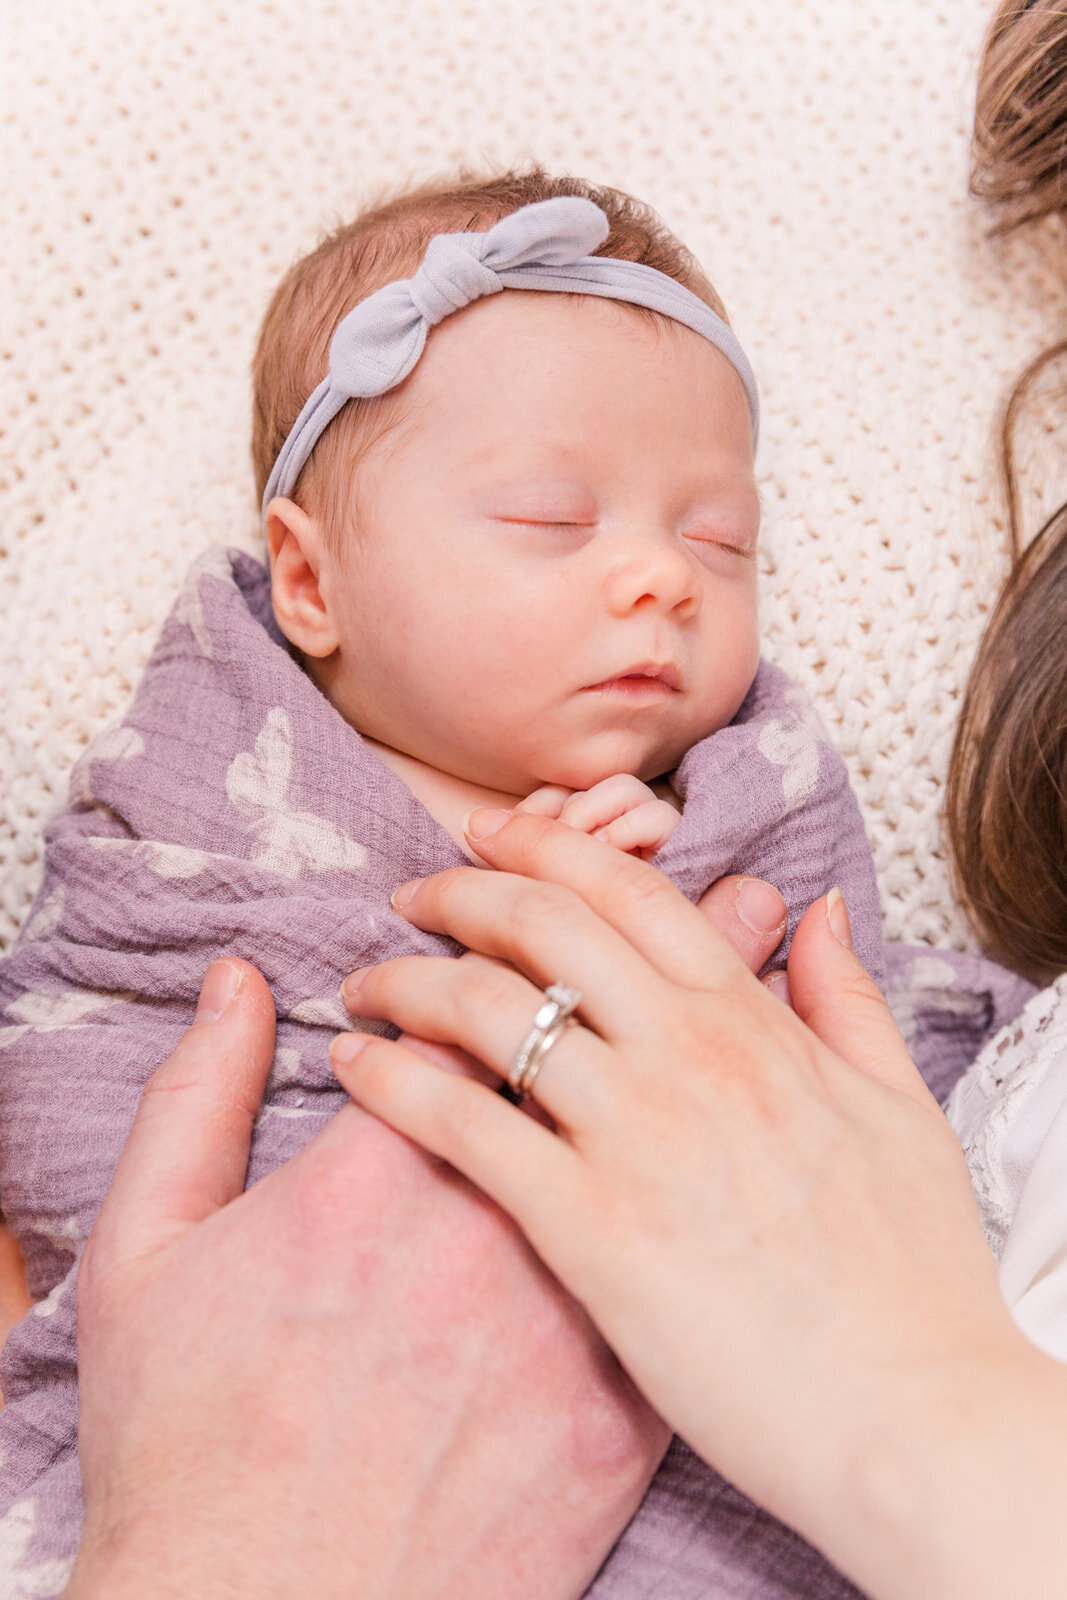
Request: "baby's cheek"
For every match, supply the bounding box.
[695,590,760,733]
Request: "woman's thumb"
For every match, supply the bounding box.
[787,892,937,1108]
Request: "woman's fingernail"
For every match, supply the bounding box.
[464,807,512,840]
[391,879,423,911]
[763,970,792,1007]
[341,968,368,1005]
[826,887,853,950]
[736,877,788,936]
[195,959,243,1024]
[330,1032,371,1069]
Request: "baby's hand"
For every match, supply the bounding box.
[515,775,681,860]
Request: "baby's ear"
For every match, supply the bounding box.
[264,498,339,658]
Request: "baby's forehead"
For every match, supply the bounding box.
[407,293,752,444]
[427,284,682,346]
[409,290,743,404]
[328,317,755,524]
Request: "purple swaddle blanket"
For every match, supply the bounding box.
[0,548,1034,1597]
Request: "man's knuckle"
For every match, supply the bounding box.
[566,1380,660,1483]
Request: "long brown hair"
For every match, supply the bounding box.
[946,1,1067,981]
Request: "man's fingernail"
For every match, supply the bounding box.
[330,1032,371,1069]
[341,968,368,1005]
[736,877,788,936]
[826,887,853,949]
[391,879,423,912]
[763,970,792,1007]
[195,959,243,1024]
[464,807,512,840]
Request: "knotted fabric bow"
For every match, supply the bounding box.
[262,196,760,516]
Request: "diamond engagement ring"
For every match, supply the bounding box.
[507,981,582,1098]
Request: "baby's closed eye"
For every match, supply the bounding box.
[483,483,597,529]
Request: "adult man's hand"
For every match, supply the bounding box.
[66,959,666,1600]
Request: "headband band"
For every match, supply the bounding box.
[262,196,759,518]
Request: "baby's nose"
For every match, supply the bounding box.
[602,534,702,618]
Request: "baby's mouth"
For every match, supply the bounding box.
[584,662,682,696]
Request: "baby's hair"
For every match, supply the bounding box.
[946,0,1067,981]
[252,165,727,545]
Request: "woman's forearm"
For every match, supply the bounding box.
[821,1337,1067,1600]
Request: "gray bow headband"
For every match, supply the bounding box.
[262,196,760,517]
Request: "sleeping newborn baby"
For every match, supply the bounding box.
[0,170,883,1598]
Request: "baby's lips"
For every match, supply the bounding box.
[585,660,682,692]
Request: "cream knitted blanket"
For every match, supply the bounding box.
[4,0,1067,956]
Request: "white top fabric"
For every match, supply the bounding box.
[946,977,1067,1360]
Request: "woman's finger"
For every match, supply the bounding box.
[396,1031,501,1088]
[331,1032,585,1231]
[786,894,938,1108]
[344,952,615,1125]
[94,960,277,1262]
[696,876,788,974]
[407,809,746,995]
[392,861,672,1041]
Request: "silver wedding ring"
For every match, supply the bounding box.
[507,981,581,1098]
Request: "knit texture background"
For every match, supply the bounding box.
[3,0,1067,953]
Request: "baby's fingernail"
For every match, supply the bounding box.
[464,807,512,840]
[826,887,853,949]
[195,959,243,1024]
[391,879,423,912]
[763,970,792,1007]
[736,878,788,936]
[341,968,369,1005]
[330,1032,371,1069]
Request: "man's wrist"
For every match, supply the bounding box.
[65,1506,259,1600]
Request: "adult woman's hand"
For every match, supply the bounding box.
[332,811,1067,1600]
[64,957,671,1600]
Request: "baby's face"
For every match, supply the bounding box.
[317,291,760,795]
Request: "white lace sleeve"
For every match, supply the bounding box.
[945,974,1067,1361]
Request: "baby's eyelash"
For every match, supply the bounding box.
[497,518,588,529]
[687,535,754,559]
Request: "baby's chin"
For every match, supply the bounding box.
[513,730,716,795]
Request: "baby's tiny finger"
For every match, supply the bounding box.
[514,787,572,819]
[594,800,679,856]
[559,774,649,835]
